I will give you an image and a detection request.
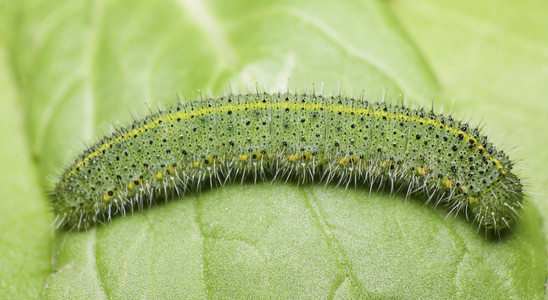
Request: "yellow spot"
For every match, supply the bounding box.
[253,153,262,159]
[127,183,134,190]
[417,167,427,176]
[303,153,310,160]
[239,154,248,162]
[469,197,477,204]
[460,186,468,194]
[103,190,116,202]
[193,161,201,168]
[339,157,348,165]
[166,167,175,175]
[289,155,298,162]
[443,179,453,189]
[351,156,360,164]
[155,172,163,179]
[380,161,390,168]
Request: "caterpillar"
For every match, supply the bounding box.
[51,92,524,232]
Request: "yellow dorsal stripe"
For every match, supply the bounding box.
[65,100,504,178]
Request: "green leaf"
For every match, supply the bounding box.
[0,0,545,298]
[390,0,548,294]
[0,4,53,298]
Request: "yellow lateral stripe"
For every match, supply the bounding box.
[65,99,504,178]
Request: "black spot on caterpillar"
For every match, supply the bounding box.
[52,92,524,232]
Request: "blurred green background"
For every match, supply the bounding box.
[0,0,546,298]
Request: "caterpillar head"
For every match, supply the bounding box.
[468,172,524,232]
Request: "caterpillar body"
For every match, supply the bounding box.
[52,92,524,232]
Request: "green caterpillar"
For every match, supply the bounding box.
[52,92,524,232]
